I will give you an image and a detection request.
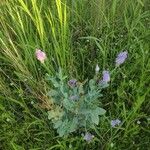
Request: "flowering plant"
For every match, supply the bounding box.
[35,49,128,137]
[45,68,111,137]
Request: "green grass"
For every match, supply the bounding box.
[0,0,150,149]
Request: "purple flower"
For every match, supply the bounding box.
[68,79,77,87]
[82,132,94,142]
[111,119,121,127]
[102,71,110,83]
[115,51,128,66]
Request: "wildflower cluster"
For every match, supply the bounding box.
[45,68,107,137]
[35,49,128,137]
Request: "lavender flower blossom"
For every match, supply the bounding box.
[111,119,121,127]
[102,71,110,83]
[82,132,94,142]
[68,79,77,87]
[115,51,128,66]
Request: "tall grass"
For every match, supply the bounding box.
[0,0,150,149]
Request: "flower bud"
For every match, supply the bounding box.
[95,64,100,73]
[35,49,46,63]
[68,79,77,87]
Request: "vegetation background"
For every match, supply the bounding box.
[0,0,150,149]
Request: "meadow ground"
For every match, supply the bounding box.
[0,0,150,149]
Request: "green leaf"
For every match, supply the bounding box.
[45,75,60,87]
[63,98,74,111]
[78,84,84,95]
[11,142,25,150]
[53,82,60,88]
[0,103,5,111]
[80,109,91,115]
[48,108,63,120]
[95,107,106,115]
[69,117,78,132]
[90,107,106,125]
[137,0,144,6]
[89,79,95,90]
[57,119,69,137]
[48,111,55,120]
[57,126,66,137]
[47,89,58,97]
[91,113,99,125]
[54,120,62,129]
